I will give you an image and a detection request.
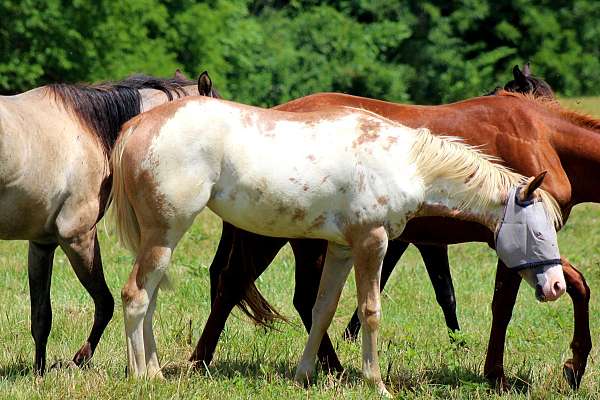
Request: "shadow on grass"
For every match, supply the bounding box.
[390,364,531,395]
[159,357,532,396]
[0,359,30,380]
[161,358,364,386]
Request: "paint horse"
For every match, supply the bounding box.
[0,71,216,373]
[194,71,592,388]
[110,95,565,396]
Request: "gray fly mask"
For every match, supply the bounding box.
[495,187,561,271]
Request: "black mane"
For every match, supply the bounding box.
[47,74,194,155]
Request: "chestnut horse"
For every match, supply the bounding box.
[195,88,595,389]
[0,71,215,373]
[109,96,564,396]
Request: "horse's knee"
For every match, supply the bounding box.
[436,292,456,308]
[360,307,381,332]
[121,282,149,318]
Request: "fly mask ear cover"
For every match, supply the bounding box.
[495,187,561,270]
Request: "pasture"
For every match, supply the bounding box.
[0,98,599,399]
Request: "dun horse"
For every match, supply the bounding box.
[0,71,217,373]
[195,69,592,388]
[110,95,565,395]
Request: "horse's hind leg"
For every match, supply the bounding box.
[290,239,342,373]
[561,258,591,390]
[191,229,286,367]
[58,228,114,367]
[28,241,58,374]
[415,244,460,334]
[122,232,174,378]
[343,240,409,341]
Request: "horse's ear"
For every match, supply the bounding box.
[522,171,547,200]
[512,65,527,83]
[174,69,189,80]
[522,63,531,77]
[197,71,213,96]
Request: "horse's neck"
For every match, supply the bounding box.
[140,85,199,112]
[552,119,600,205]
[418,181,505,232]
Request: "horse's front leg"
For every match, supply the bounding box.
[295,242,353,385]
[352,226,390,397]
[483,260,521,390]
[415,244,460,334]
[343,240,409,341]
[561,258,591,389]
[290,239,342,373]
[59,228,114,368]
[28,241,58,374]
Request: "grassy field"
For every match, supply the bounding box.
[0,98,599,399]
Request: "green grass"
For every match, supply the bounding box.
[0,98,599,399]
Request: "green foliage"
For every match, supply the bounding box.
[0,0,599,103]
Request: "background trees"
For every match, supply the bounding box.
[1,0,598,104]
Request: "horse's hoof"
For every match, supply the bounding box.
[294,367,314,387]
[72,342,93,367]
[563,359,582,390]
[376,382,392,398]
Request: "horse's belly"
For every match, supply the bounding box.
[0,191,53,240]
[207,194,347,244]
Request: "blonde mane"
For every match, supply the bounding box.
[408,128,563,228]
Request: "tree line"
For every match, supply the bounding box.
[1,0,598,105]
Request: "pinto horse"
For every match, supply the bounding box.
[109,95,565,396]
[0,71,214,373]
[195,88,595,389]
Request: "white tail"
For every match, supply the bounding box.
[108,125,141,254]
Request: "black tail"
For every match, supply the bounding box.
[218,225,288,327]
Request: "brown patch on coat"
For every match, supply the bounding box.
[376,196,389,205]
[383,136,398,150]
[292,208,306,222]
[303,184,310,191]
[308,214,327,230]
[353,132,380,148]
[352,119,382,148]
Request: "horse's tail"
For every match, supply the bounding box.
[220,228,287,327]
[108,122,141,253]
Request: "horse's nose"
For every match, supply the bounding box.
[541,279,566,302]
[553,280,566,298]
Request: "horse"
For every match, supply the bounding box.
[194,86,595,389]
[0,70,216,373]
[503,63,555,98]
[109,94,566,396]
[486,64,554,99]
